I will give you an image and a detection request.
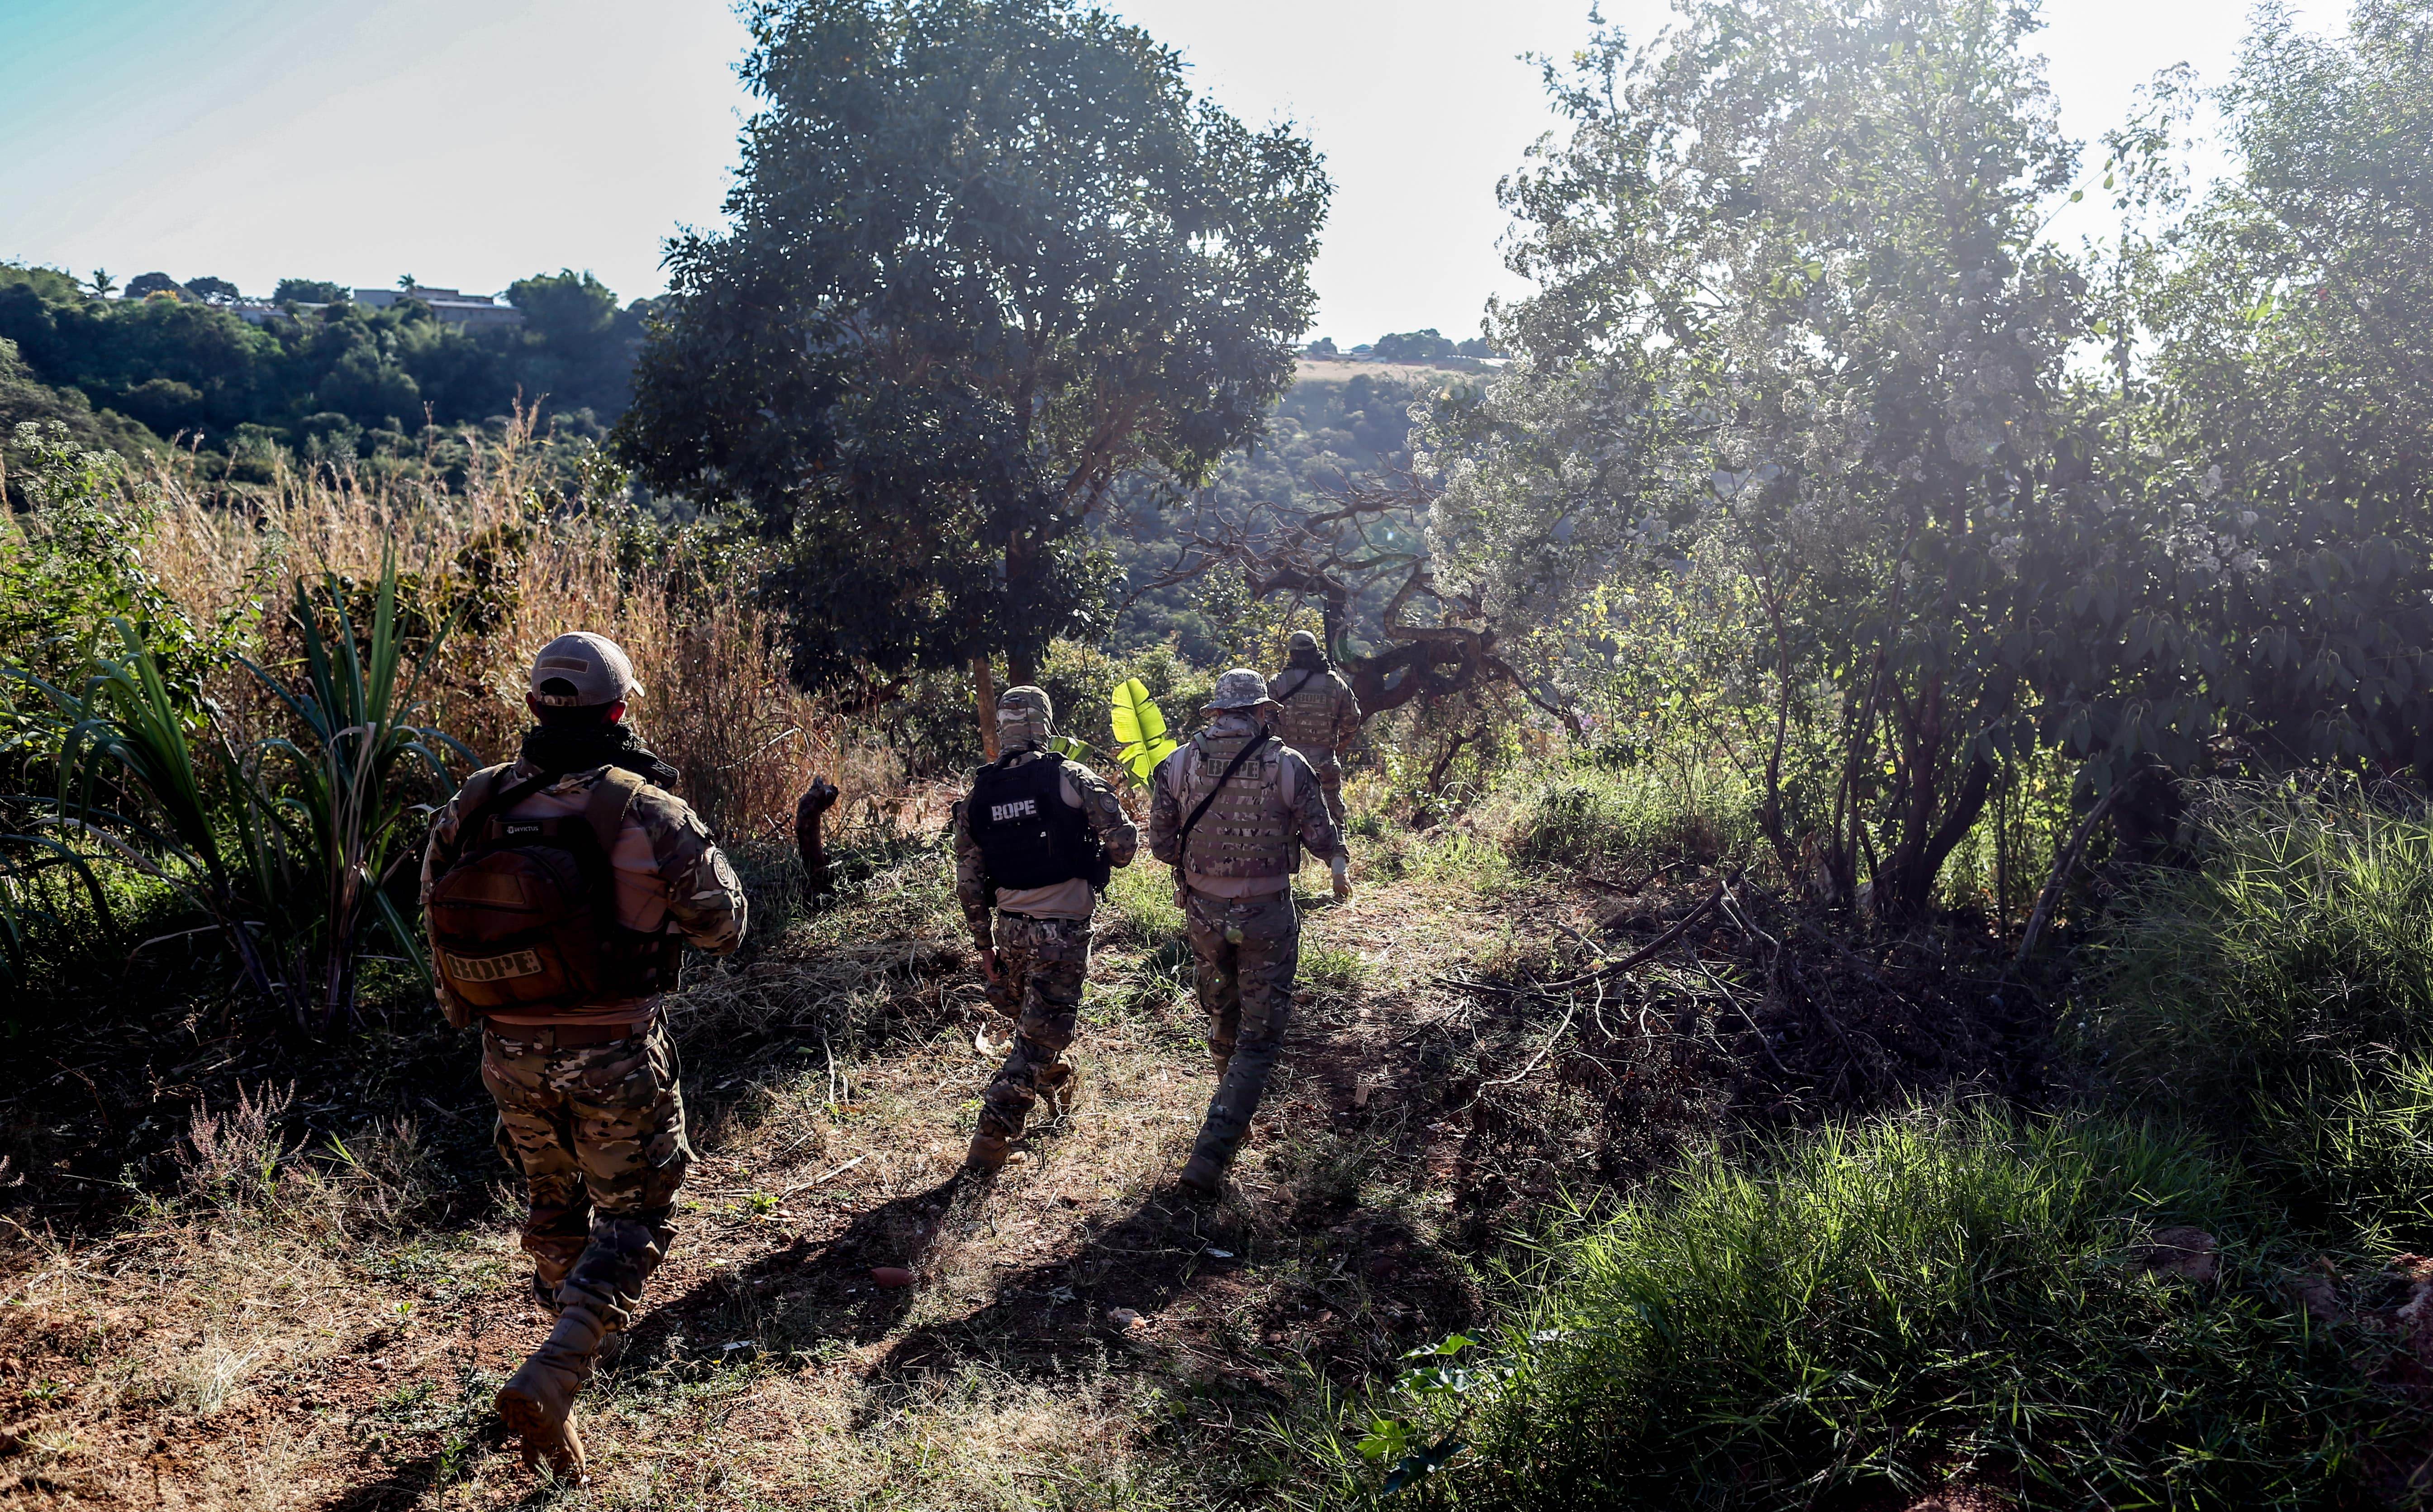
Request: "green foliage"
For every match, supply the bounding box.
[2084,780,2433,1244]
[1432,0,2084,920]
[0,261,652,462]
[271,279,348,305]
[0,422,245,711]
[1108,678,1179,788]
[9,559,466,1025]
[622,0,1329,687]
[1110,371,1433,662]
[0,338,157,461]
[1371,328,1456,363]
[1345,1110,2398,1509]
[1509,760,1756,876]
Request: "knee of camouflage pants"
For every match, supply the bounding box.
[1186,892,1243,1071]
[486,1062,592,1296]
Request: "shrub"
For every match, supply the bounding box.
[2084,779,2433,1242]
[1507,759,1753,874]
[1340,1109,2398,1509]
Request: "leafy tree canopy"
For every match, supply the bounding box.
[619,0,1329,691]
[272,278,350,305]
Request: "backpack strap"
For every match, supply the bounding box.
[583,767,646,857]
[437,767,553,869]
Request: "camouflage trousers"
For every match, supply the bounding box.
[1304,749,1347,829]
[481,1020,690,1331]
[1183,887,1301,1171]
[975,914,1092,1151]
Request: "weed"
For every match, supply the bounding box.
[1407,832,1512,896]
[1507,759,1752,874]
[1312,1107,2403,1510]
[2085,779,2433,1243]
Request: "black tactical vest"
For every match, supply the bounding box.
[968,753,1109,891]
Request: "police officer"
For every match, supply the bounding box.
[1147,670,1350,1194]
[421,632,746,1484]
[1270,630,1363,828]
[953,686,1139,1173]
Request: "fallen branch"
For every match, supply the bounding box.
[1431,885,1723,1001]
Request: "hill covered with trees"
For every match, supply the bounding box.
[0,265,655,478]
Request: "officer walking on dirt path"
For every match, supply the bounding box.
[1148,669,1350,1194]
[419,632,747,1484]
[953,685,1140,1175]
[1269,629,1363,829]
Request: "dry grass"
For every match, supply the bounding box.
[133,413,836,846]
[0,832,1556,1508]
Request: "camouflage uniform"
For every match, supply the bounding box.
[480,1024,687,1325]
[422,756,746,1317]
[951,687,1139,1167]
[1148,675,1345,1188]
[1271,637,1363,829]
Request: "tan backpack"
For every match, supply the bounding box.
[425,767,677,1014]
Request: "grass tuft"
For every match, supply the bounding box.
[2085,779,2433,1243]
[1321,1107,2404,1510]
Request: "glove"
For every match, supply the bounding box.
[1330,854,1352,902]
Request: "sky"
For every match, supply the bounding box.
[0,0,2328,346]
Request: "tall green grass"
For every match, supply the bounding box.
[1506,759,1754,875]
[1330,1109,2395,1509]
[2084,780,2433,1243]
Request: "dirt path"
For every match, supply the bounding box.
[5,862,1576,1509]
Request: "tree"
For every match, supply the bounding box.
[185,276,242,305]
[1130,473,1552,721]
[1373,328,1456,362]
[124,273,185,300]
[273,279,348,305]
[85,270,115,300]
[618,0,1329,700]
[1425,0,2085,919]
[2026,0,2433,791]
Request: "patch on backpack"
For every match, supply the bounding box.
[445,949,544,983]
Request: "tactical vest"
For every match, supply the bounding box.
[1273,667,1340,754]
[425,766,681,1014]
[1169,730,1298,881]
[968,752,1110,892]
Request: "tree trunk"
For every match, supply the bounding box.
[973,656,1000,760]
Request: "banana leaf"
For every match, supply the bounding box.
[1109,678,1179,788]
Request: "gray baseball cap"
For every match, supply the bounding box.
[529,632,644,707]
[1287,630,1321,654]
[1202,668,1278,712]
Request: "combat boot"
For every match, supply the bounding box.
[495,1301,608,1484]
[1178,1153,1223,1195]
[965,1128,1011,1175]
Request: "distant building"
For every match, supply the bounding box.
[353,287,526,331]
